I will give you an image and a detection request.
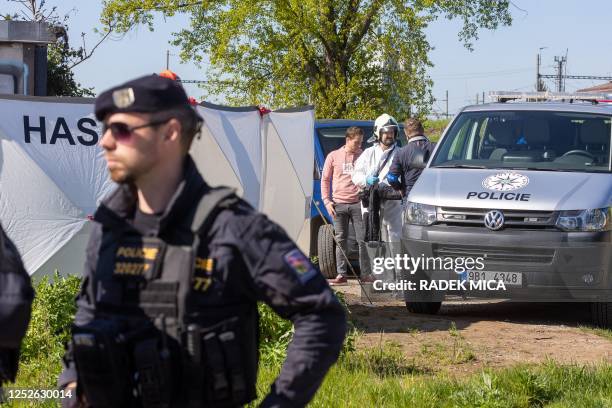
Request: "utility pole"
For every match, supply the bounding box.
[536,53,541,91]
[482,91,485,104]
[475,93,479,104]
[554,55,567,92]
[166,50,170,70]
[443,90,449,118]
[536,47,547,91]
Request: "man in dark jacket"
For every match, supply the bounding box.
[58,74,346,407]
[387,118,435,197]
[0,223,34,395]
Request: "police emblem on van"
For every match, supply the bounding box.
[482,172,529,191]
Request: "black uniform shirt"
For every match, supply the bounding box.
[388,135,435,196]
[59,156,347,408]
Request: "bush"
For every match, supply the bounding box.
[20,273,81,363]
[10,273,81,404]
[258,290,357,364]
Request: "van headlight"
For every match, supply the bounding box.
[405,202,437,226]
[556,207,610,232]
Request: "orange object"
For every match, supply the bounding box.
[159,69,180,81]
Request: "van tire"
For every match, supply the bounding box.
[405,301,442,315]
[317,224,336,279]
[590,302,612,328]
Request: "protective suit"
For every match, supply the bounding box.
[352,114,403,242]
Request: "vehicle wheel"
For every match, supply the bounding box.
[590,302,612,328]
[317,224,336,279]
[405,301,442,315]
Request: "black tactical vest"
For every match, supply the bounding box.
[72,188,258,408]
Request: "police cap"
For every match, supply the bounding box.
[95,74,194,120]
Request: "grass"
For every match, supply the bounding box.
[5,275,611,407]
[578,325,612,341]
[424,118,450,142]
[252,348,612,408]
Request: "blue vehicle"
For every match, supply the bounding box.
[311,119,407,278]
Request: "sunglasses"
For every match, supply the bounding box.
[102,118,171,143]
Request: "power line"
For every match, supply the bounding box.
[537,52,612,92]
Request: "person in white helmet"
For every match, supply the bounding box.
[352,114,403,247]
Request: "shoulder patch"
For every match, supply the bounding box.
[283,248,318,283]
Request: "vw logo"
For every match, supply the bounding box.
[484,210,505,230]
[482,172,529,191]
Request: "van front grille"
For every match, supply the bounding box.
[436,207,558,230]
[432,243,555,265]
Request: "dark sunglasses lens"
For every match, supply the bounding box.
[109,123,132,141]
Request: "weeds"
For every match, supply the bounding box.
[578,325,612,341]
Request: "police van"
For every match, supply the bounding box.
[402,92,612,327]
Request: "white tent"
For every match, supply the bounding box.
[0,95,114,278]
[260,107,314,253]
[191,103,263,209]
[0,95,314,278]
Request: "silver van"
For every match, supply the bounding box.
[402,93,611,327]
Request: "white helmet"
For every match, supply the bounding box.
[373,113,399,141]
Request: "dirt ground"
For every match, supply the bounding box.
[336,281,612,375]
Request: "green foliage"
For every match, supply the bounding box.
[10,273,81,407]
[100,0,512,119]
[46,43,95,97]
[258,289,357,364]
[1,1,95,96]
[424,118,450,142]
[579,325,612,341]
[254,358,612,407]
[340,340,425,377]
[258,302,294,364]
[20,272,81,363]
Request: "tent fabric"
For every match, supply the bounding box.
[0,95,314,277]
[260,108,314,253]
[192,103,262,209]
[0,97,113,276]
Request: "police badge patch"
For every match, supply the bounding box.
[283,248,317,283]
[112,87,135,108]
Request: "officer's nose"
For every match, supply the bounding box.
[99,127,116,151]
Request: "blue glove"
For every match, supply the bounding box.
[366,175,379,186]
[386,172,400,187]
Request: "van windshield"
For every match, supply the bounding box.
[431,111,611,172]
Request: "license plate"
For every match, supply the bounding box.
[468,270,522,286]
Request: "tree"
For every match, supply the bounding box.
[3,0,112,97]
[101,0,513,119]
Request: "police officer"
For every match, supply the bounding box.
[387,117,435,197]
[0,223,34,396]
[58,74,347,407]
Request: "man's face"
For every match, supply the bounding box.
[99,112,167,184]
[379,128,396,146]
[345,134,363,152]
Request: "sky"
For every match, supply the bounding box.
[3,0,612,116]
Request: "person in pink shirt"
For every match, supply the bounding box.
[321,126,372,285]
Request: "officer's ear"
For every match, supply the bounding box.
[164,118,182,144]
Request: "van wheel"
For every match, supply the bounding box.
[317,224,336,279]
[405,301,442,315]
[590,302,612,328]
